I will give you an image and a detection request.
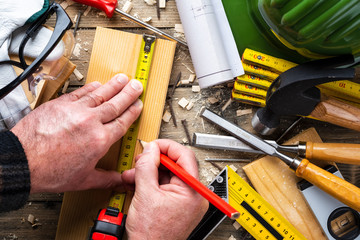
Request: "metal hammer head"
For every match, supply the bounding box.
[252,55,356,135]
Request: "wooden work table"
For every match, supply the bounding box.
[1,1,360,239]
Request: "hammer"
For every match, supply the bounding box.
[251,55,360,135]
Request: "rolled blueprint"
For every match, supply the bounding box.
[175,0,244,89]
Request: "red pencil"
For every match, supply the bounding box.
[139,140,240,219]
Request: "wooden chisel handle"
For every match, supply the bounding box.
[296,159,360,211]
[306,142,360,164]
[310,95,360,132]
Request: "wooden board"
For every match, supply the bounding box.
[242,128,328,240]
[55,27,176,239]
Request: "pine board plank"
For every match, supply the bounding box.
[242,128,328,240]
[55,27,176,239]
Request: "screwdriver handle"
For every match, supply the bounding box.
[73,0,117,18]
[296,159,360,211]
[306,142,360,165]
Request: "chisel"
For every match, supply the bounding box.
[72,0,187,47]
[193,133,360,165]
[200,108,360,212]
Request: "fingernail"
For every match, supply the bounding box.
[116,74,129,84]
[143,142,155,154]
[91,81,102,88]
[134,99,143,108]
[131,80,143,91]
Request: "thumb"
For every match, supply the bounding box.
[135,142,160,192]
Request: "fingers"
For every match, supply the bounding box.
[78,74,130,107]
[84,169,135,192]
[155,139,199,179]
[63,81,102,101]
[97,79,143,124]
[104,99,143,143]
[134,142,161,192]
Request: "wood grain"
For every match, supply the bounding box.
[306,142,360,164]
[55,27,176,239]
[242,128,328,240]
[310,95,360,131]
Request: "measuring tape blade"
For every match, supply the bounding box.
[108,34,156,211]
[242,48,360,104]
[227,166,306,240]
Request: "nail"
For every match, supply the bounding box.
[134,99,143,108]
[116,73,129,84]
[142,141,155,154]
[131,80,143,91]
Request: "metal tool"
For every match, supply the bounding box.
[194,133,360,165]
[72,0,187,47]
[108,34,156,211]
[251,55,360,135]
[201,108,360,212]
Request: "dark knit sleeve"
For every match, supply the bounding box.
[0,130,30,212]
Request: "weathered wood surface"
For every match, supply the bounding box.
[1,0,360,239]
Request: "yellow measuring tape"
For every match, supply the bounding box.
[108,34,156,211]
[241,48,360,103]
[227,166,306,240]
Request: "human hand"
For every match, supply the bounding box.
[11,74,143,193]
[123,139,209,240]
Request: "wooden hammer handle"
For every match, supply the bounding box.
[306,142,360,164]
[310,95,360,131]
[296,159,360,211]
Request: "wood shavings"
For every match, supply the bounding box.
[73,68,84,81]
[142,16,152,23]
[62,80,70,94]
[221,98,232,112]
[192,85,200,93]
[174,24,184,34]
[122,1,133,14]
[159,0,166,8]
[229,164,238,172]
[182,63,194,74]
[144,0,156,5]
[178,97,189,109]
[236,109,252,116]
[186,100,195,111]
[208,97,219,104]
[83,6,92,16]
[188,74,196,83]
[72,43,82,57]
[162,110,172,122]
[179,79,190,85]
[27,214,35,224]
[228,235,237,240]
[60,0,75,9]
[232,221,241,230]
[182,137,188,144]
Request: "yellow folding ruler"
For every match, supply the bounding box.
[108,34,156,211]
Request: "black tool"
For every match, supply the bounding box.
[251,55,360,135]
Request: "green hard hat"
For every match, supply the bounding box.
[222,0,360,63]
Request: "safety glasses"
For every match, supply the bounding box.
[0,2,73,99]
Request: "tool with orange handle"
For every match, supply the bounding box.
[201,108,360,212]
[193,133,360,165]
[72,0,187,47]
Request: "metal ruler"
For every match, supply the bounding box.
[227,166,306,240]
[108,34,156,211]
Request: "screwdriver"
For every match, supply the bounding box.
[193,133,360,165]
[201,108,360,212]
[72,0,187,47]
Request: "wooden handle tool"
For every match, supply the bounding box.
[296,159,360,211]
[304,142,360,164]
[310,95,360,132]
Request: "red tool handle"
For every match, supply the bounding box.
[73,0,117,18]
[160,154,240,220]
